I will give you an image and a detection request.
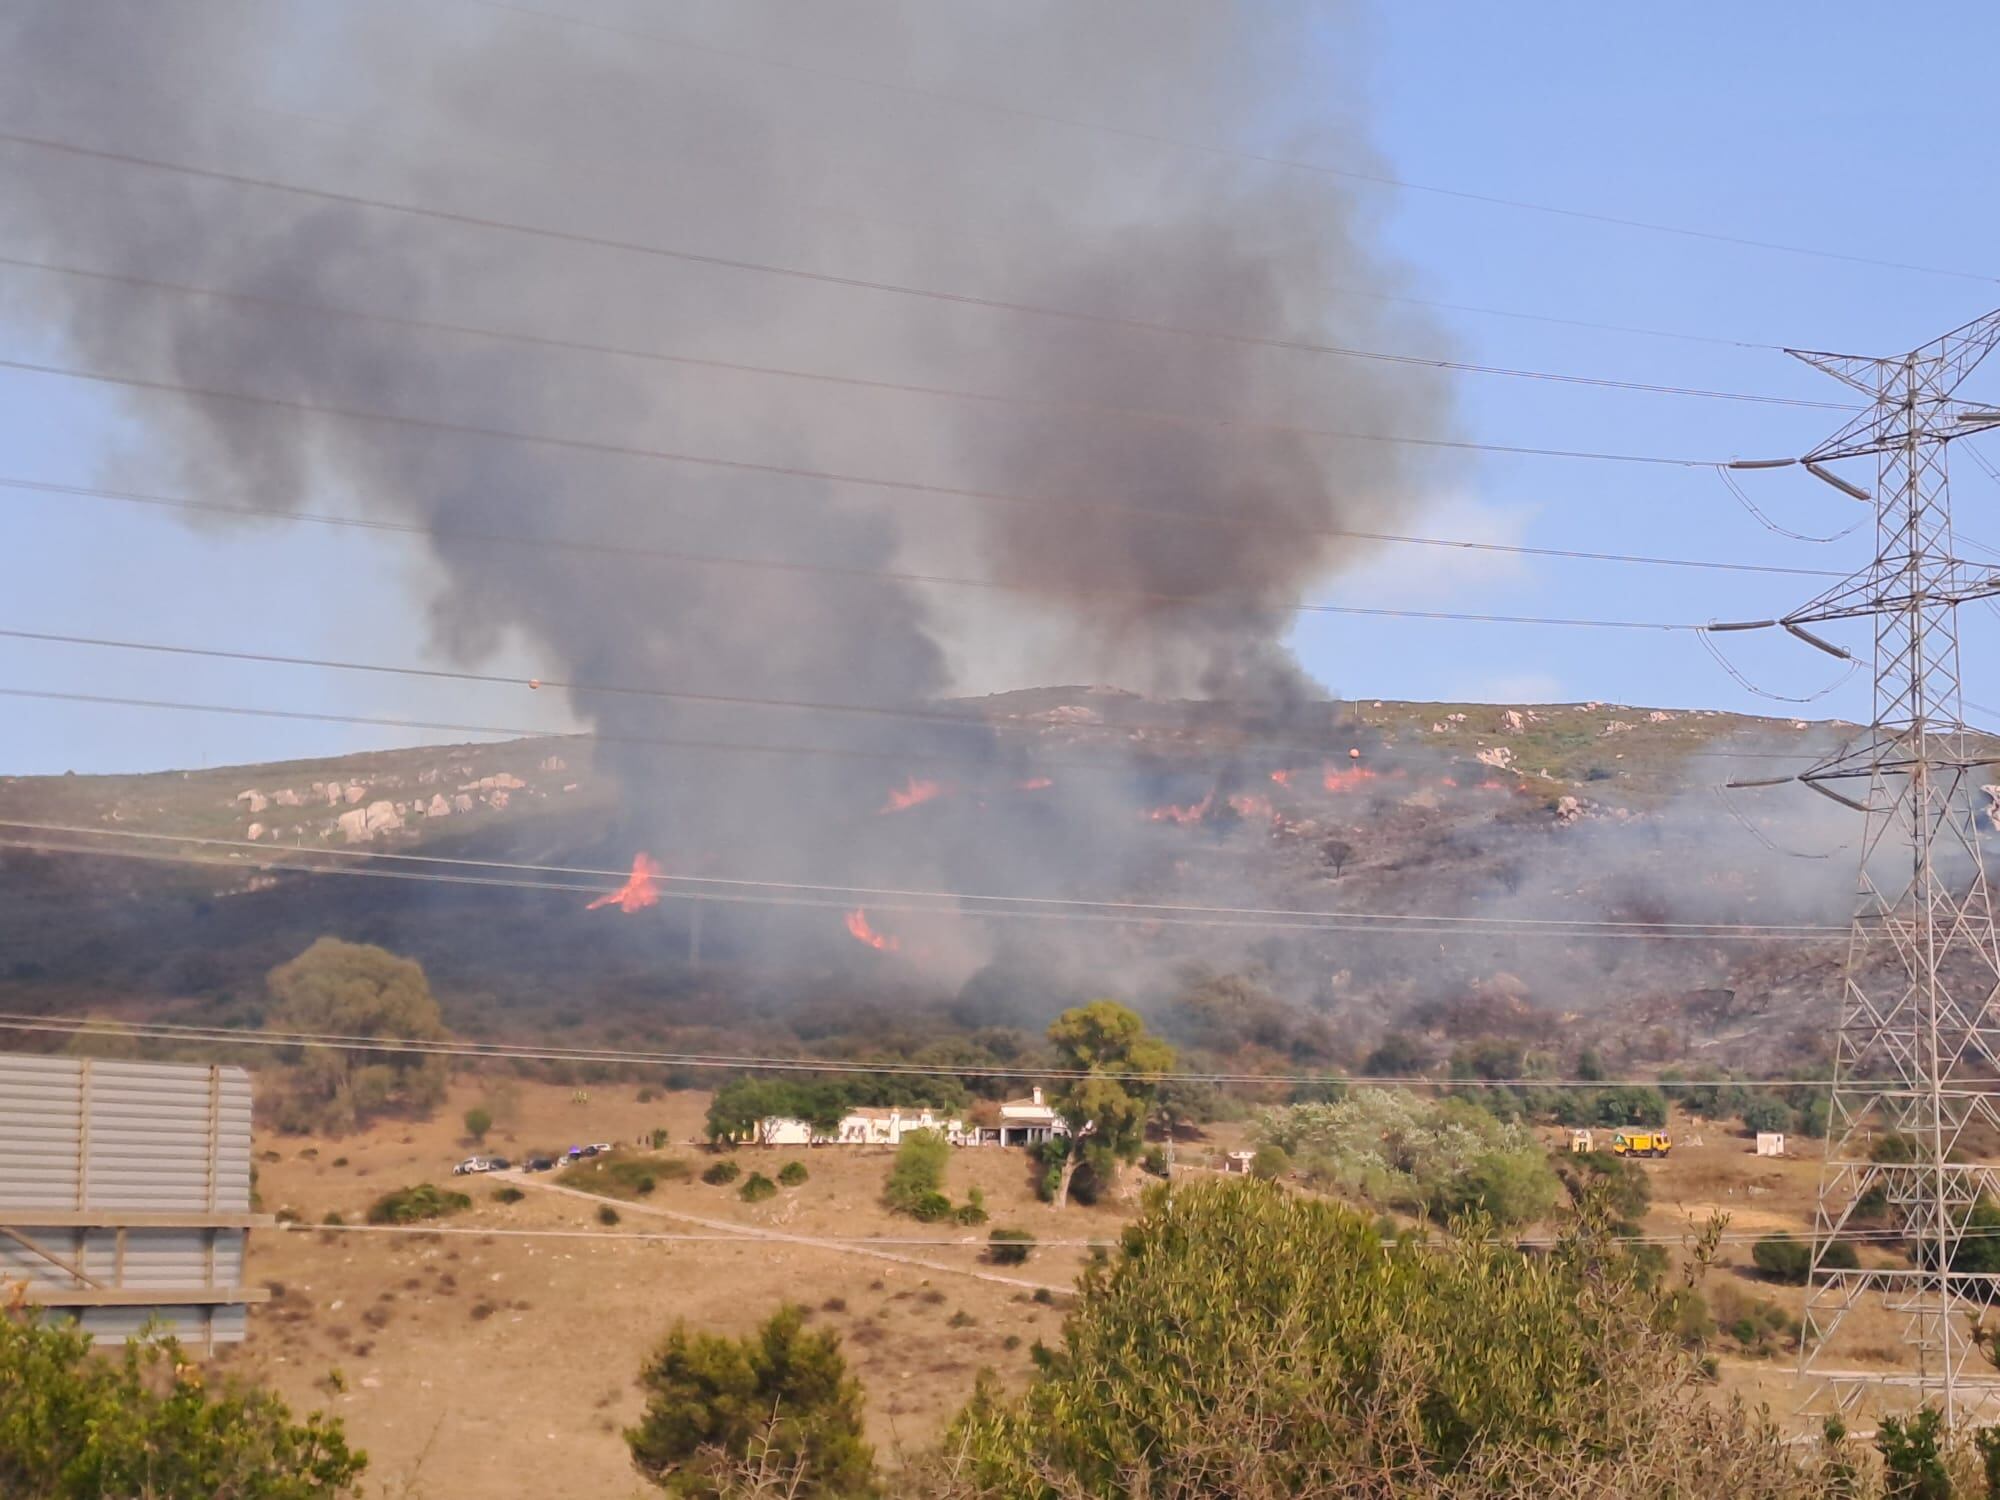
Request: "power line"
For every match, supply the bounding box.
[0,1011,1850,1084]
[450,0,2000,289]
[0,819,1841,936]
[0,836,1844,943]
[0,351,1744,480]
[0,623,1726,752]
[0,474,1854,583]
[0,130,1833,432]
[284,1214,1975,1254]
[0,250,1857,414]
[0,683,1860,780]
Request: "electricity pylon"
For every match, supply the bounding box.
[1753,310,2000,1424]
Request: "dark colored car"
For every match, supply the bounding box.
[522,1156,556,1173]
[486,1157,511,1171]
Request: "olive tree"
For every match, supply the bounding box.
[1044,1001,1175,1209]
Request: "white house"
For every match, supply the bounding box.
[748,1106,966,1147]
[968,1086,1067,1147]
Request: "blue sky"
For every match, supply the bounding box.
[3,2,1998,775]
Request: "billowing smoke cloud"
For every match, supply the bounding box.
[0,0,1455,969]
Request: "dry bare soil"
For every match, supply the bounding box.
[214,1083,1885,1496]
[219,1080,1128,1497]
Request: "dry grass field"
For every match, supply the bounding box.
[201,1086,1926,1495]
[215,1080,1134,1496]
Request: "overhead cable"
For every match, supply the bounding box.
[0,684,1858,779]
[0,132,1840,428]
[0,819,1841,935]
[447,0,2000,289]
[0,1012,1853,1084]
[0,474,1853,582]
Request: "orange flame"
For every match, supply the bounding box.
[1323,763,1379,793]
[879,776,943,814]
[1440,776,1459,788]
[588,852,661,913]
[844,908,900,952]
[1269,769,1292,786]
[1147,790,1214,825]
[1226,792,1279,825]
[1016,777,1053,791]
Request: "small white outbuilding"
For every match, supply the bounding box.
[1754,1132,1786,1157]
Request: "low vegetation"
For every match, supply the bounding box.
[365,1182,471,1225]
[778,1161,809,1187]
[625,1305,873,1498]
[0,1312,365,1498]
[264,938,450,1136]
[739,1172,777,1204]
[702,1160,742,1187]
[985,1228,1035,1265]
[883,1129,953,1219]
[556,1151,692,1200]
[1253,1089,1560,1226]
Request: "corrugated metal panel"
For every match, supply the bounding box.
[0,1053,256,1344]
[76,1304,246,1345]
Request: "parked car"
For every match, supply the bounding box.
[521,1156,556,1173]
[485,1156,511,1171]
[452,1156,494,1176]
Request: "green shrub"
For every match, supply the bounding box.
[650,1127,671,1149]
[987,1228,1035,1266]
[941,1179,1826,1496]
[1751,1234,1812,1284]
[885,1129,952,1217]
[320,1211,345,1227]
[557,1151,687,1200]
[702,1159,741,1186]
[740,1172,778,1203]
[0,1312,365,1496]
[490,1185,525,1205]
[1876,1406,1949,1499]
[463,1106,493,1143]
[598,1204,622,1226]
[1250,1145,1291,1181]
[1140,1145,1169,1179]
[366,1183,471,1225]
[778,1161,809,1187]
[626,1305,873,1497]
[909,1190,954,1223]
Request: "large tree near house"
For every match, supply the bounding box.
[1046,1000,1176,1209]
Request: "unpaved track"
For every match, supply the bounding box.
[506,1171,1070,1293]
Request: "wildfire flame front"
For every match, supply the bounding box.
[587,852,662,913]
[878,776,944,814]
[844,908,900,952]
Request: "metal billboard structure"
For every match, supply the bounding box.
[0,1052,270,1349]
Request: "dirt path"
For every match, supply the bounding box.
[506,1172,1071,1294]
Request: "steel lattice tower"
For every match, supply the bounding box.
[1767,311,2000,1423]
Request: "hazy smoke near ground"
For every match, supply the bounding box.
[0,0,1457,966]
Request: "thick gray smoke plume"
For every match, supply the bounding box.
[0,0,1453,959]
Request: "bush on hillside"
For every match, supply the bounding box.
[986,1228,1035,1266]
[1253,1090,1560,1226]
[702,1160,742,1187]
[558,1152,690,1201]
[928,1179,1853,1497]
[626,1305,873,1497]
[777,1161,809,1187]
[739,1172,777,1204]
[366,1183,471,1225]
[884,1129,951,1217]
[0,1312,365,1498]
[265,937,449,1135]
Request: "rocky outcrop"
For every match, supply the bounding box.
[426,793,451,818]
[235,790,268,813]
[336,808,369,841]
[363,800,402,834]
[1475,746,1514,770]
